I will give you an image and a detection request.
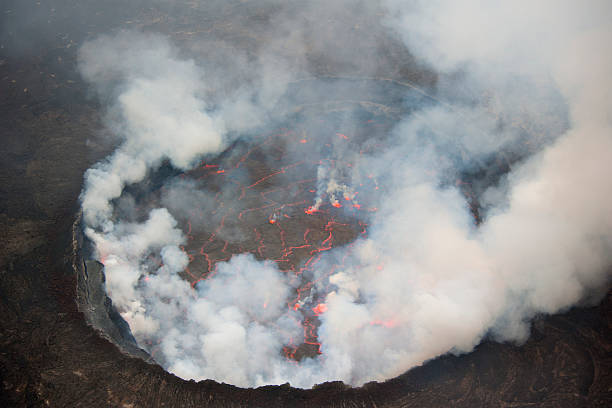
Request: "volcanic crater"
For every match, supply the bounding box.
[1,1,611,407]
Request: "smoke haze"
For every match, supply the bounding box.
[78,1,611,388]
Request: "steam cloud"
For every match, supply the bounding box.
[80,1,611,388]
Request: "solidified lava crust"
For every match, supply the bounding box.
[75,85,421,366]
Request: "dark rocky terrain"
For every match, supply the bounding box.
[1,1,611,406]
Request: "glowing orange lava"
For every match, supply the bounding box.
[168,125,386,363]
[304,206,316,215]
[370,319,398,328]
[312,303,328,316]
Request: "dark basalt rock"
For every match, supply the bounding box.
[74,220,151,362]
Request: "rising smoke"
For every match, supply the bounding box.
[79,1,611,388]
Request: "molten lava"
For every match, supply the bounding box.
[312,303,328,316]
[370,319,398,328]
[149,125,383,363]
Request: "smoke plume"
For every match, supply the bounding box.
[80,1,611,388]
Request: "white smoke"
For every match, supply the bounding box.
[79,32,226,228]
[312,0,612,385]
[77,30,306,387]
[79,1,611,389]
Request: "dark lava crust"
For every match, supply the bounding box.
[1,1,611,407]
